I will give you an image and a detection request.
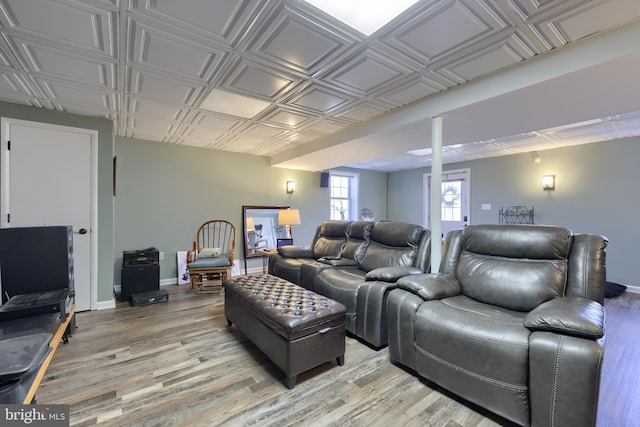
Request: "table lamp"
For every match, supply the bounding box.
[278,209,300,239]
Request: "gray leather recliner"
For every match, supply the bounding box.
[387,224,608,427]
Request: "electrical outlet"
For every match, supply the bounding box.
[159,251,164,260]
[481,203,492,211]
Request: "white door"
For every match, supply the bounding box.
[1,118,96,311]
[424,168,470,239]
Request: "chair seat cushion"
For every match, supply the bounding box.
[414,295,530,425]
[187,255,230,269]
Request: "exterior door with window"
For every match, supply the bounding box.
[425,169,470,239]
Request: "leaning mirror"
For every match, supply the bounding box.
[242,205,289,258]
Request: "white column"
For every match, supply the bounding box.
[430,115,444,272]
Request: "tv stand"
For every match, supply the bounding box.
[23,305,76,403]
[0,305,76,404]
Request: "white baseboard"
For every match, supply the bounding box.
[244,266,265,275]
[160,278,177,286]
[624,284,640,294]
[96,298,116,310]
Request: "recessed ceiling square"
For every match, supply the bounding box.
[200,89,271,118]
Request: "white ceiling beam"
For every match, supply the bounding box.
[270,18,640,171]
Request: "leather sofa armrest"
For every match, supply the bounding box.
[396,273,461,300]
[318,257,359,267]
[365,266,423,282]
[524,297,605,339]
[277,246,312,258]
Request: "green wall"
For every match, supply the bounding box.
[114,137,388,281]
[388,137,640,287]
[0,98,389,305]
[6,99,635,297]
[0,101,115,304]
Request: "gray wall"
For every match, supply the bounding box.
[388,137,640,287]
[0,101,115,304]
[114,137,388,281]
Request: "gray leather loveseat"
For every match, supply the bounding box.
[268,220,431,348]
[387,224,608,426]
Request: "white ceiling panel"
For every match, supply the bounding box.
[0,70,35,97]
[325,48,414,95]
[221,58,301,99]
[129,19,228,82]
[128,68,203,105]
[263,107,315,127]
[7,38,116,88]
[289,84,352,114]
[246,3,357,74]
[189,111,242,131]
[335,102,390,122]
[129,0,269,48]
[307,119,352,134]
[381,0,507,64]
[0,0,117,56]
[546,0,640,41]
[38,78,116,112]
[377,75,446,106]
[127,116,177,142]
[125,95,188,122]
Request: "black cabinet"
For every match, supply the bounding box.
[121,265,159,301]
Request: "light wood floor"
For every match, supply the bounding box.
[37,283,640,427]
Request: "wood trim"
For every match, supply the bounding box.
[23,304,76,404]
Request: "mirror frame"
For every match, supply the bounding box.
[242,205,289,258]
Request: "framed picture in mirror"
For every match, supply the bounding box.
[242,205,289,258]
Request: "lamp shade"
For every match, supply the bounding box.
[246,216,255,229]
[278,209,301,225]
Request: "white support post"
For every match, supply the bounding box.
[430,115,444,272]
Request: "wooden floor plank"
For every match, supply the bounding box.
[37,283,639,426]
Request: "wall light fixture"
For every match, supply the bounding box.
[286,181,295,194]
[542,175,555,190]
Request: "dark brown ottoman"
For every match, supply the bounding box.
[223,274,346,389]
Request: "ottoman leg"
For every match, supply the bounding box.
[285,375,297,389]
[337,355,345,366]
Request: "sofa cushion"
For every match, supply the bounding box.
[371,222,425,247]
[457,252,566,312]
[311,220,350,258]
[313,237,346,259]
[358,222,425,272]
[272,257,319,284]
[341,221,372,262]
[359,242,416,272]
[413,295,530,425]
[463,224,572,260]
[315,267,366,332]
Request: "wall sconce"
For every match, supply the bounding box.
[286,181,295,194]
[542,175,555,190]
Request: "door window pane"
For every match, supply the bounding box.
[441,181,462,221]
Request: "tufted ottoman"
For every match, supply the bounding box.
[223,274,346,389]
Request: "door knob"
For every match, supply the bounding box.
[78,228,88,234]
